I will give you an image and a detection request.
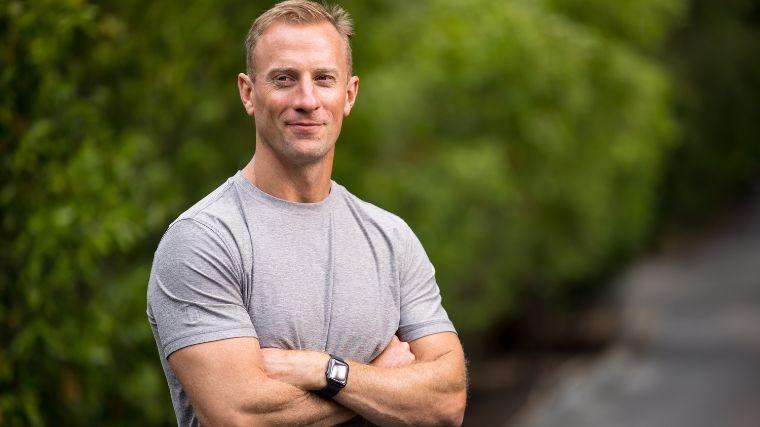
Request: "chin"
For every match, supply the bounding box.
[261,135,334,166]
[282,145,333,165]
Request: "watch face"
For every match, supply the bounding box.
[329,360,349,385]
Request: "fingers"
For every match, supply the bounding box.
[371,335,416,368]
[389,335,400,346]
[406,345,416,364]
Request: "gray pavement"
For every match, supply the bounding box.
[515,192,760,427]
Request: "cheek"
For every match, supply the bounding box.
[317,88,345,108]
[327,97,348,116]
[254,93,287,117]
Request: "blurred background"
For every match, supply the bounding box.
[2,0,759,425]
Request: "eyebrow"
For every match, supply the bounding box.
[265,67,340,78]
[313,67,340,76]
[265,67,297,78]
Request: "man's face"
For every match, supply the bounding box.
[242,21,358,166]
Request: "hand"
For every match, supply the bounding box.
[370,335,415,368]
[260,347,329,391]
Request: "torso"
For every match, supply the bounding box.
[204,172,403,362]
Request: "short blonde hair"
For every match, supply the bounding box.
[245,0,354,78]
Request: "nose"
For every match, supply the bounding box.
[293,79,320,112]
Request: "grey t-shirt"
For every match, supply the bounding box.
[147,171,456,426]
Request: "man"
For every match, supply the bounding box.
[147,1,467,425]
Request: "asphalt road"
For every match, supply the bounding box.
[514,191,760,427]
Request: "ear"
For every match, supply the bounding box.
[343,75,359,117]
[238,73,256,117]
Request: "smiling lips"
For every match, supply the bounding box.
[286,121,323,131]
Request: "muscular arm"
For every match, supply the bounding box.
[262,332,467,426]
[168,337,357,426]
[339,332,467,426]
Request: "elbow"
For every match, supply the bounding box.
[222,412,254,427]
[201,392,293,427]
[435,388,467,427]
[200,409,257,427]
[210,409,279,427]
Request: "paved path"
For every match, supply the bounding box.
[515,192,760,427]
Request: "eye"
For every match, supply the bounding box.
[316,74,336,85]
[273,74,295,86]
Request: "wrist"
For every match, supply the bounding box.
[318,354,350,398]
[310,351,330,390]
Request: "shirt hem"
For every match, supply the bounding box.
[163,327,258,358]
[397,320,457,343]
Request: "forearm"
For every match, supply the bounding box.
[335,352,466,426]
[168,337,357,427]
[230,378,357,427]
[259,334,467,426]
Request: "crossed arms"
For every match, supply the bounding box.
[168,332,467,426]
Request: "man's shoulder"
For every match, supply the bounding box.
[334,182,413,236]
[173,175,240,224]
[158,173,247,249]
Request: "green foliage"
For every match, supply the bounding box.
[337,0,681,332]
[546,0,686,49]
[1,0,254,424]
[660,0,760,224]
[3,1,168,424]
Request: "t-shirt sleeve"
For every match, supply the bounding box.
[396,222,457,343]
[147,218,256,358]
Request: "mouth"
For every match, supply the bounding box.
[286,121,323,130]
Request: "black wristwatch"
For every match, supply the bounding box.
[318,354,349,398]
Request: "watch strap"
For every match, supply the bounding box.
[317,377,344,398]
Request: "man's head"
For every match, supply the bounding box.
[237,1,359,167]
[245,0,354,79]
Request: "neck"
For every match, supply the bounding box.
[241,143,334,203]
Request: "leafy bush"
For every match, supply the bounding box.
[338,0,682,332]
[660,0,760,224]
[1,0,252,424]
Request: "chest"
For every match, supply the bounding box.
[243,212,401,362]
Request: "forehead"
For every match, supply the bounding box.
[254,21,347,73]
